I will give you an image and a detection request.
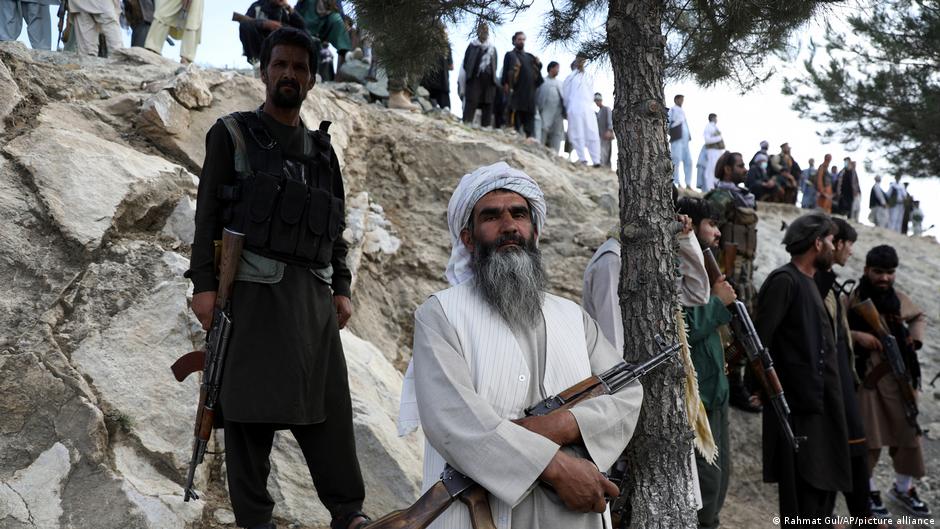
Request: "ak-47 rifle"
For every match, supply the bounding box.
[368,335,681,529]
[702,248,804,452]
[852,299,922,435]
[170,228,244,501]
[56,0,69,49]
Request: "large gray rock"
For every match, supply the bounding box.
[0,58,21,132]
[3,126,194,251]
[0,442,71,527]
[139,90,192,136]
[70,251,198,469]
[171,65,217,110]
[266,330,423,526]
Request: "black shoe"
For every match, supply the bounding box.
[869,490,889,517]
[331,511,371,529]
[248,523,276,529]
[889,484,931,516]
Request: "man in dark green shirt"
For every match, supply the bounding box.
[186,28,368,529]
[676,197,736,529]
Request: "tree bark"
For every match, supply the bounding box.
[607,1,698,527]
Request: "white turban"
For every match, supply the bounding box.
[444,161,547,285]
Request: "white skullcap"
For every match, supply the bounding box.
[444,161,547,285]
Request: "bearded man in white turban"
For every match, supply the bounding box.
[397,162,643,529]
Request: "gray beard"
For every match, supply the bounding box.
[471,235,547,328]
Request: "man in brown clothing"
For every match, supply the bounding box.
[847,245,929,517]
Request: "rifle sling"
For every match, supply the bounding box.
[863,361,892,390]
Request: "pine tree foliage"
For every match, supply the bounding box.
[784,0,940,178]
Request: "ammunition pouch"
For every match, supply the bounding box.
[721,207,758,259]
[218,110,343,269]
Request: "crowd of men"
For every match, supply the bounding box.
[668,96,928,237]
[657,136,933,526]
[456,21,615,168]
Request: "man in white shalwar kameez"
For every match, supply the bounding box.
[144,0,203,63]
[68,0,123,56]
[702,113,724,191]
[563,58,601,166]
[887,175,908,233]
[398,162,643,529]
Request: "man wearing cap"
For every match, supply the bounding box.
[847,245,929,517]
[868,175,889,228]
[702,113,724,191]
[594,93,614,169]
[398,162,643,529]
[755,213,851,524]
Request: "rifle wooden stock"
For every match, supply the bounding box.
[232,12,253,23]
[702,247,723,286]
[368,482,493,529]
[721,243,738,278]
[851,299,922,434]
[853,299,890,339]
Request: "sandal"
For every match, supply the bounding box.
[330,511,371,529]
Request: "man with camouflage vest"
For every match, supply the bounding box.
[705,151,761,413]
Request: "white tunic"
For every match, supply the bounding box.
[702,121,724,191]
[407,281,643,529]
[562,70,600,164]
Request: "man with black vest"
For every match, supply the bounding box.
[186,28,368,529]
[755,213,851,525]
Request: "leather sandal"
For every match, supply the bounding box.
[330,511,371,529]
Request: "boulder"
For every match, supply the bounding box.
[3,126,194,250]
[69,250,199,470]
[171,65,215,109]
[139,90,192,136]
[0,442,71,527]
[0,57,21,132]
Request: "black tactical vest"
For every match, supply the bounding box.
[217,109,344,268]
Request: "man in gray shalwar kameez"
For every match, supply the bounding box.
[398,162,643,529]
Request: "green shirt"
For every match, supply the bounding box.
[685,296,732,410]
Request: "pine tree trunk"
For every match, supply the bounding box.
[607,1,698,527]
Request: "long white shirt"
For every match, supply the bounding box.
[411,289,642,529]
[668,105,690,142]
[562,70,599,146]
[702,121,723,190]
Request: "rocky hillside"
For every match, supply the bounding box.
[1,42,938,528]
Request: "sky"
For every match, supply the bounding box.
[16,0,939,238]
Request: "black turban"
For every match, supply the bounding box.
[782,212,836,255]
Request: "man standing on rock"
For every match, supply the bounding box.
[186,28,368,529]
[704,152,762,413]
[0,0,57,50]
[563,56,601,166]
[145,0,203,64]
[398,162,643,528]
[459,21,498,127]
[594,93,614,169]
[814,218,874,521]
[500,31,542,139]
[701,114,723,191]
[755,213,851,525]
[67,0,123,56]
[537,60,565,153]
[847,245,930,518]
[675,197,737,529]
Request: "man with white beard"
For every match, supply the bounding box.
[398,162,643,529]
[563,57,601,166]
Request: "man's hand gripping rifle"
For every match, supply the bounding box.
[366,335,681,529]
[703,248,804,452]
[852,298,922,435]
[170,228,244,501]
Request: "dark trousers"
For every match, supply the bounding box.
[511,110,535,138]
[224,420,365,528]
[238,22,268,63]
[426,88,450,109]
[778,457,837,528]
[843,452,872,517]
[463,76,493,127]
[696,401,730,529]
[131,22,151,48]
